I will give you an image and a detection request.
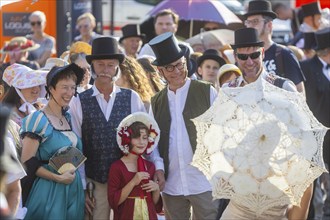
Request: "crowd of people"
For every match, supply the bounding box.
[0,0,329,219]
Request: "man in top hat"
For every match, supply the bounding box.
[300,27,330,219]
[0,37,40,74]
[244,0,306,94]
[222,27,313,219]
[138,9,193,59]
[69,37,145,219]
[290,1,324,48]
[119,24,145,58]
[148,32,220,219]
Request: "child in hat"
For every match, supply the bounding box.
[197,49,226,86]
[108,112,162,220]
[217,64,242,88]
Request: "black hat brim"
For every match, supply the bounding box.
[152,46,188,66]
[86,54,125,64]
[119,34,146,43]
[197,55,226,67]
[231,41,264,50]
[244,11,277,19]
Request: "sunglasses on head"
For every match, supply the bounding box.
[236,51,261,60]
[30,21,41,26]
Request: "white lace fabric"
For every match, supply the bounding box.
[191,77,328,216]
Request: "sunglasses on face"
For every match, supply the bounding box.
[236,51,261,60]
[30,21,41,26]
[77,24,90,30]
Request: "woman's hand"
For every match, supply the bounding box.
[56,169,76,184]
[132,172,150,186]
[141,180,160,193]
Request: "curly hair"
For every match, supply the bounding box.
[137,57,164,93]
[119,57,154,103]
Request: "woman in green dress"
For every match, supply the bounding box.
[20,63,85,219]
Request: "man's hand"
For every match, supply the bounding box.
[154,169,165,191]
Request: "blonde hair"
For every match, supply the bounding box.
[119,57,154,103]
[29,11,46,23]
[76,12,96,28]
[137,57,164,93]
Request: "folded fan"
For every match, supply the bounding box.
[49,146,86,174]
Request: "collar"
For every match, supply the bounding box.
[318,57,329,68]
[167,78,191,94]
[91,83,121,97]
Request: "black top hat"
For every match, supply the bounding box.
[303,32,317,50]
[86,37,125,64]
[179,44,197,77]
[244,0,277,19]
[46,63,84,89]
[197,49,226,67]
[231,28,264,49]
[119,24,146,43]
[314,27,330,51]
[149,32,187,66]
[301,1,322,17]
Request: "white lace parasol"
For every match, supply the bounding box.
[191,76,328,216]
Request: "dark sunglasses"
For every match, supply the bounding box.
[236,51,261,60]
[30,21,41,26]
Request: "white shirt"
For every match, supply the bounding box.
[69,84,146,188]
[318,57,330,81]
[149,79,218,196]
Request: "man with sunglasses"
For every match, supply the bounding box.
[244,0,306,94]
[225,28,297,93]
[148,32,220,219]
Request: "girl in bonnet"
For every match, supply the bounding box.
[108,112,162,220]
[2,64,47,126]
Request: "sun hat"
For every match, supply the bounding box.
[116,112,160,155]
[69,41,92,55]
[0,37,40,54]
[41,58,69,70]
[217,64,242,83]
[2,64,48,114]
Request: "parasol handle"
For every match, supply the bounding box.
[87,182,95,220]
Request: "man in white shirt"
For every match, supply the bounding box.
[138,9,193,58]
[69,37,145,220]
[148,32,219,219]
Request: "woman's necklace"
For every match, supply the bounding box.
[47,105,64,126]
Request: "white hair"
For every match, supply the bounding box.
[29,11,46,23]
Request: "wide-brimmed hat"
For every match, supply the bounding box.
[41,58,69,70]
[149,32,187,66]
[46,63,84,89]
[303,32,317,50]
[197,49,226,68]
[3,63,47,90]
[244,0,277,19]
[69,41,92,55]
[217,64,242,83]
[301,1,322,17]
[231,28,264,49]
[119,24,145,43]
[314,27,330,51]
[86,37,125,64]
[116,112,160,155]
[0,37,40,54]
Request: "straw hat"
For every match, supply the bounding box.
[69,41,92,55]
[41,58,69,70]
[0,37,39,53]
[116,112,160,155]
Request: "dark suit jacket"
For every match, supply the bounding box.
[300,55,330,164]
